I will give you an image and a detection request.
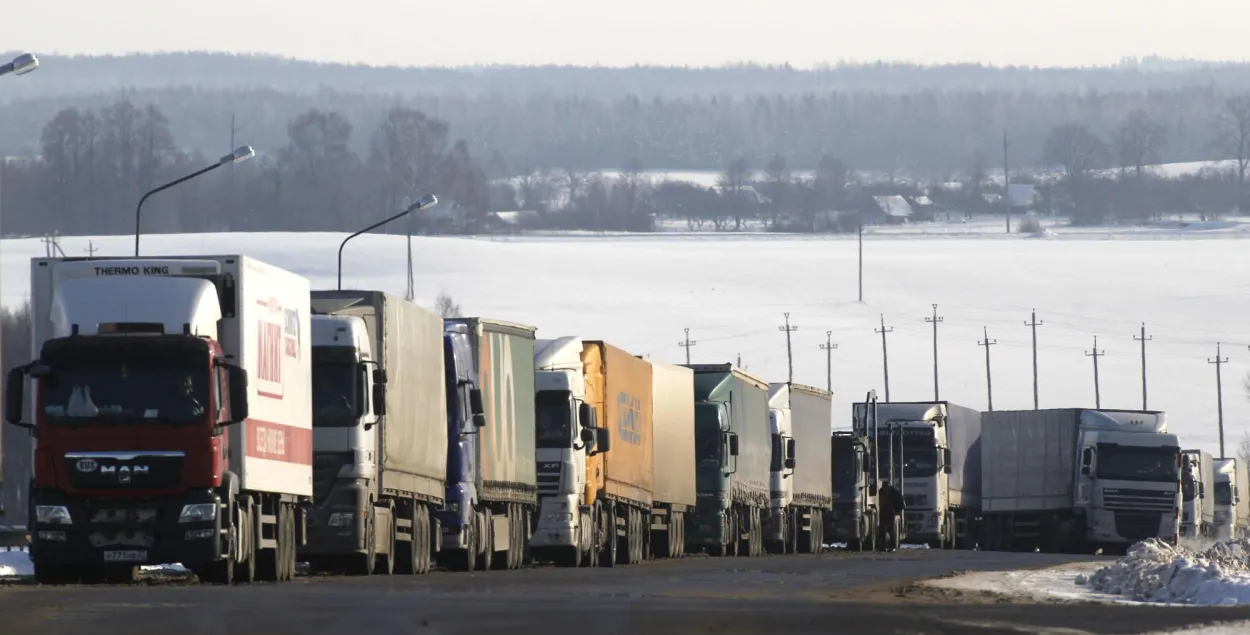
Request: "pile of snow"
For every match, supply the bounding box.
[0,549,33,577]
[1078,538,1250,605]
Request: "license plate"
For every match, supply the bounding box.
[103,550,147,562]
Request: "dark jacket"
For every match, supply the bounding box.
[879,483,906,516]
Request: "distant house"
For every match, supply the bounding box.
[867,194,913,224]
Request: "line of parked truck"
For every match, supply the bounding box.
[1,252,1239,585]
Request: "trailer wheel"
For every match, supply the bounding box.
[233,500,256,583]
[599,505,618,567]
[475,508,493,571]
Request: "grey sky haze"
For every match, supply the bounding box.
[5,0,1249,68]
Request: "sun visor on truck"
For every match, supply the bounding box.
[50,276,222,340]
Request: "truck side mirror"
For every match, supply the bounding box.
[373,368,388,384]
[226,364,250,424]
[469,388,484,416]
[594,427,611,454]
[786,438,796,460]
[580,427,596,447]
[371,383,387,417]
[784,457,796,470]
[4,367,29,428]
[728,433,740,457]
[578,402,595,428]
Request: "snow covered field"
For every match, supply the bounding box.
[3,225,1249,455]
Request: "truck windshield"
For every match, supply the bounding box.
[876,444,938,479]
[1215,482,1232,506]
[535,391,573,449]
[1096,444,1179,482]
[833,445,859,498]
[40,343,210,424]
[695,404,723,468]
[312,361,358,427]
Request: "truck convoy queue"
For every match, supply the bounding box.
[2,253,1240,585]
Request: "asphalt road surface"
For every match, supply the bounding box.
[3,549,1250,635]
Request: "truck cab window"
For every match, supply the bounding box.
[535,391,573,448]
[311,362,357,427]
[40,344,210,424]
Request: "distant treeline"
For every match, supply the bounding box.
[4,54,1250,174]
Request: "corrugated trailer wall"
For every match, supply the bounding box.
[787,384,833,508]
[473,320,537,504]
[597,342,653,506]
[651,362,696,508]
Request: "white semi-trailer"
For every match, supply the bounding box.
[1179,449,1214,540]
[1213,457,1249,541]
[764,382,832,554]
[981,408,1180,554]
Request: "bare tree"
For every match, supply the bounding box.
[1213,95,1250,213]
[434,292,462,318]
[719,155,751,230]
[1114,109,1167,181]
[1043,124,1107,225]
[1240,430,1250,468]
[764,152,790,229]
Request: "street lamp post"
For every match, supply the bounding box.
[0,52,39,78]
[134,145,255,256]
[338,194,438,290]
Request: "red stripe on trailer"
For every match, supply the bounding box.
[257,390,284,401]
[245,418,312,465]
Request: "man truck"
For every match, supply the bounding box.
[7,255,311,585]
[302,290,446,576]
[530,337,652,567]
[1179,449,1214,541]
[765,382,832,554]
[648,360,696,559]
[685,364,770,557]
[981,408,1180,554]
[1213,457,1249,541]
[437,318,537,571]
[852,400,981,549]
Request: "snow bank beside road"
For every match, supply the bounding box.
[1080,538,1250,606]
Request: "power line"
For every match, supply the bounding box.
[1024,309,1044,409]
[678,328,697,365]
[977,326,997,411]
[819,330,838,393]
[926,304,944,401]
[1134,323,1152,410]
[875,314,894,401]
[779,312,798,384]
[1210,343,1230,458]
[1085,336,1105,409]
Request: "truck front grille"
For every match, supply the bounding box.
[1103,488,1176,513]
[1114,511,1166,540]
[312,452,353,503]
[536,461,561,497]
[64,452,184,490]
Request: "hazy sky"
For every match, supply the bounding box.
[6,0,1250,68]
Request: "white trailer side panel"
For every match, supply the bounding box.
[651,361,696,508]
[946,403,983,509]
[786,383,833,509]
[231,256,313,497]
[980,409,1079,513]
[1239,462,1250,528]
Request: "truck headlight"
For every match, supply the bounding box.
[36,505,72,525]
[179,503,218,523]
[444,501,462,514]
[545,512,573,523]
[328,512,354,527]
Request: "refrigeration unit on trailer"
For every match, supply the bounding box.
[648,361,696,560]
[684,364,771,557]
[8,255,312,585]
[302,290,446,576]
[765,382,832,554]
[530,338,652,567]
[851,401,981,549]
[437,318,538,571]
[1213,458,1250,541]
[980,408,1180,554]
[1179,449,1214,540]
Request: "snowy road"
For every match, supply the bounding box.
[5,549,1250,634]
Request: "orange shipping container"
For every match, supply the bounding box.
[582,342,654,507]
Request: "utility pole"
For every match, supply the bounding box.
[858,216,864,302]
[819,330,838,393]
[1003,129,1011,234]
[1134,323,1152,410]
[1024,309,1044,409]
[779,312,798,384]
[875,314,894,401]
[737,353,742,369]
[1210,343,1229,458]
[977,327,996,410]
[926,304,944,401]
[678,328,697,365]
[1085,337,1105,409]
[84,240,98,259]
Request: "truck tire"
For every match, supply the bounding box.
[375,507,395,576]
[599,505,618,567]
[634,507,644,564]
[282,504,298,581]
[474,508,493,571]
[233,501,256,583]
[396,501,418,575]
[444,509,477,572]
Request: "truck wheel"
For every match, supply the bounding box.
[493,504,514,570]
[812,510,824,554]
[375,507,395,575]
[475,509,494,571]
[635,508,645,563]
[233,502,256,583]
[284,504,298,581]
[346,513,375,576]
[396,502,417,575]
[599,505,618,567]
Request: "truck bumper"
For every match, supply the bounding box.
[1088,508,1178,544]
[436,505,472,551]
[530,499,579,548]
[828,507,864,540]
[300,481,367,556]
[904,509,942,541]
[29,490,224,568]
